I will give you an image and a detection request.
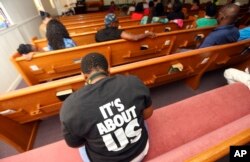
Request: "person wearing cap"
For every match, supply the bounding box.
[60,52,153,162]
[39,11,52,38]
[17,44,37,60]
[95,13,156,42]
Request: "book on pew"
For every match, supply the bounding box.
[140,44,149,50]
[168,63,183,74]
[56,89,73,101]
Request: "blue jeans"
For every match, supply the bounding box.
[79,146,90,162]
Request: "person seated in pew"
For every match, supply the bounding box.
[95,13,156,42]
[60,52,153,162]
[195,3,217,28]
[166,0,185,21]
[39,11,52,38]
[238,26,250,41]
[108,1,117,13]
[224,65,250,89]
[131,2,145,20]
[17,44,37,60]
[199,3,240,48]
[140,1,169,25]
[153,1,165,17]
[46,19,76,51]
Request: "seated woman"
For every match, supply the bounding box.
[195,3,217,28]
[131,2,144,20]
[46,19,76,51]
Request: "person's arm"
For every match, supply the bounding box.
[198,34,215,48]
[22,52,35,61]
[120,31,156,41]
[61,122,86,148]
[143,106,154,120]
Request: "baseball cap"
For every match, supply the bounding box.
[104,13,117,26]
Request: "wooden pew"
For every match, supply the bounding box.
[66,19,142,33]
[2,40,250,153]
[1,85,249,159]
[62,16,131,28]
[59,11,108,21]
[0,115,38,152]
[66,19,195,34]
[15,27,213,85]
[186,129,250,162]
[4,39,250,123]
[32,19,195,51]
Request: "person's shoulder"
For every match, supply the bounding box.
[113,74,140,83]
[196,17,204,23]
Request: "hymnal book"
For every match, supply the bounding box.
[56,89,73,101]
[168,63,183,74]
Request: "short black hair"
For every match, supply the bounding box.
[206,3,217,17]
[173,1,183,12]
[81,53,108,74]
[135,2,144,13]
[40,11,51,20]
[17,44,33,55]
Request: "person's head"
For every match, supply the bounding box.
[205,3,217,17]
[110,1,115,6]
[46,19,71,50]
[104,13,118,27]
[17,44,35,55]
[217,3,240,25]
[155,3,164,16]
[149,1,154,8]
[132,0,136,6]
[40,11,51,24]
[192,0,200,5]
[173,1,183,12]
[226,0,235,4]
[81,53,109,81]
[135,2,144,13]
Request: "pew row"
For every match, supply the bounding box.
[5,39,250,124]
[63,16,131,28]
[32,19,195,51]
[59,11,112,22]
[66,19,141,33]
[16,27,213,85]
[66,19,194,34]
[1,83,250,160]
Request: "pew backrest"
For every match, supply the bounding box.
[4,39,250,124]
[66,19,194,34]
[33,19,195,51]
[63,16,131,28]
[16,27,213,85]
